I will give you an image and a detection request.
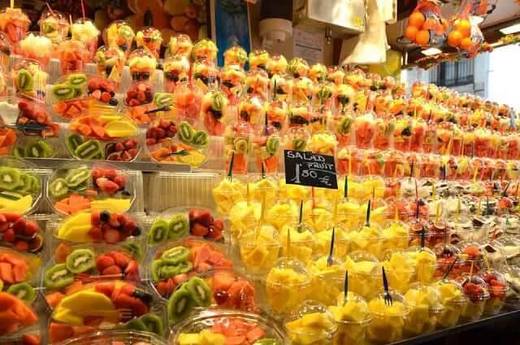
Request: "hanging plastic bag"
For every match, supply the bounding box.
[447,4,484,57]
[403,0,448,47]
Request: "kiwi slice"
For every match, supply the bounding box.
[65,248,95,273]
[151,260,192,282]
[67,73,88,87]
[49,179,69,199]
[168,214,189,240]
[64,168,91,187]
[66,134,84,154]
[6,282,36,303]
[293,139,306,151]
[233,137,248,153]
[0,167,21,191]
[123,242,143,261]
[167,285,194,324]
[25,140,54,158]
[44,263,74,290]
[161,246,190,265]
[27,174,41,194]
[13,147,25,159]
[191,131,208,147]
[178,121,194,144]
[15,173,34,194]
[52,84,75,100]
[125,317,147,332]
[140,313,164,336]
[185,277,211,306]
[148,219,170,244]
[253,339,280,345]
[74,140,103,159]
[16,69,34,92]
[266,137,280,155]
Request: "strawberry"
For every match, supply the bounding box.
[96,255,116,271]
[191,223,209,237]
[3,228,15,242]
[95,177,120,195]
[24,221,39,236]
[101,265,122,276]
[103,229,121,244]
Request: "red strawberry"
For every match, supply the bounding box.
[12,218,26,233]
[88,226,103,241]
[103,229,121,244]
[102,265,122,276]
[24,221,39,236]
[15,240,29,251]
[110,251,130,268]
[96,255,116,271]
[124,260,139,280]
[113,175,127,189]
[96,177,120,195]
[3,228,15,242]
[191,223,209,237]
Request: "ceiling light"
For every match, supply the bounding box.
[500,23,520,35]
[421,48,442,56]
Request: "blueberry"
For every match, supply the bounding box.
[100,211,111,222]
[109,98,118,106]
[133,289,153,303]
[133,227,142,236]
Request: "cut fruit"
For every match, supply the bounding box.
[66,134,84,154]
[64,168,91,188]
[16,69,34,92]
[0,167,21,191]
[49,178,69,199]
[25,141,54,158]
[167,285,193,323]
[148,219,170,244]
[44,263,74,290]
[104,120,138,138]
[140,313,164,336]
[52,84,76,100]
[168,214,189,240]
[65,248,95,273]
[185,277,211,306]
[161,246,190,265]
[6,282,36,303]
[74,140,103,160]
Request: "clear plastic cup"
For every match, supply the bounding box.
[329,292,371,345]
[285,301,337,345]
[460,275,490,322]
[403,283,445,336]
[57,39,89,74]
[280,222,316,264]
[482,270,508,315]
[239,225,281,277]
[265,258,311,316]
[366,292,409,344]
[307,256,344,306]
[211,175,247,216]
[70,18,99,60]
[59,330,165,345]
[434,279,468,328]
[383,251,416,294]
[345,251,381,300]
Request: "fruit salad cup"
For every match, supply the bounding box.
[481,270,508,315]
[434,279,468,328]
[15,32,52,67]
[135,27,163,57]
[12,59,48,99]
[47,281,163,343]
[288,57,309,78]
[220,65,245,105]
[279,222,316,264]
[166,34,192,59]
[383,251,416,293]
[223,45,247,68]
[71,18,100,60]
[366,292,409,344]
[50,73,90,120]
[128,48,157,82]
[336,148,363,176]
[224,123,251,175]
[248,49,269,72]
[104,21,135,55]
[163,56,190,93]
[353,112,376,149]
[307,132,337,156]
[253,125,281,174]
[474,128,493,158]
[228,199,261,241]
[270,73,292,103]
[288,104,311,129]
[201,90,228,136]
[125,81,155,124]
[212,175,247,216]
[47,164,135,216]
[0,7,30,44]
[172,309,285,345]
[392,117,412,152]
[372,117,393,150]
[309,63,327,83]
[239,224,280,277]
[266,54,288,77]
[192,60,219,93]
[265,258,311,316]
[345,252,381,300]
[148,238,232,299]
[245,68,269,101]
[329,292,371,345]
[57,39,90,74]
[327,66,345,86]
[66,113,140,161]
[460,275,490,321]
[94,46,126,83]
[192,39,218,63]
[285,302,338,345]
[42,243,141,301]
[307,256,344,306]
[403,283,444,336]
[87,75,118,106]
[291,76,313,105]
[266,100,288,132]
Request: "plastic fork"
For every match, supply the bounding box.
[327,227,335,266]
[382,267,392,306]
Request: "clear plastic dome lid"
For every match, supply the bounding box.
[266,257,311,287]
[460,275,490,302]
[405,283,445,313]
[368,291,409,317]
[346,251,381,276]
[285,301,337,338]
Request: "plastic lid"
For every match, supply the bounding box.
[329,292,372,325]
[285,301,337,337]
[460,275,490,302]
[368,291,409,317]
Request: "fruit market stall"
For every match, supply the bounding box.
[0,0,518,345]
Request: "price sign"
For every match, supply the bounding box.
[284,150,338,189]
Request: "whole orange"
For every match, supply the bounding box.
[455,19,471,37]
[460,37,473,51]
[408,11,426,28]
[448,31,463,48]
[416,30,430,46]
[405,26,419,42]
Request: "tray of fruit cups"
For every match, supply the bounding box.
[171,309,286,345]
[146,208,224,245]
[146,238,233,300]
[0,158,42,215]
[57,330,166,345]
[47,280,165,344]
[49,210,142,245]
[146,119,209,168]
[0,213,44,253]
[66,113,140,162]
[47,164,135,216]
[42,243,142,305]
[13,98,62,159]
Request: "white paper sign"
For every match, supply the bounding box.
[293,28,324,65]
